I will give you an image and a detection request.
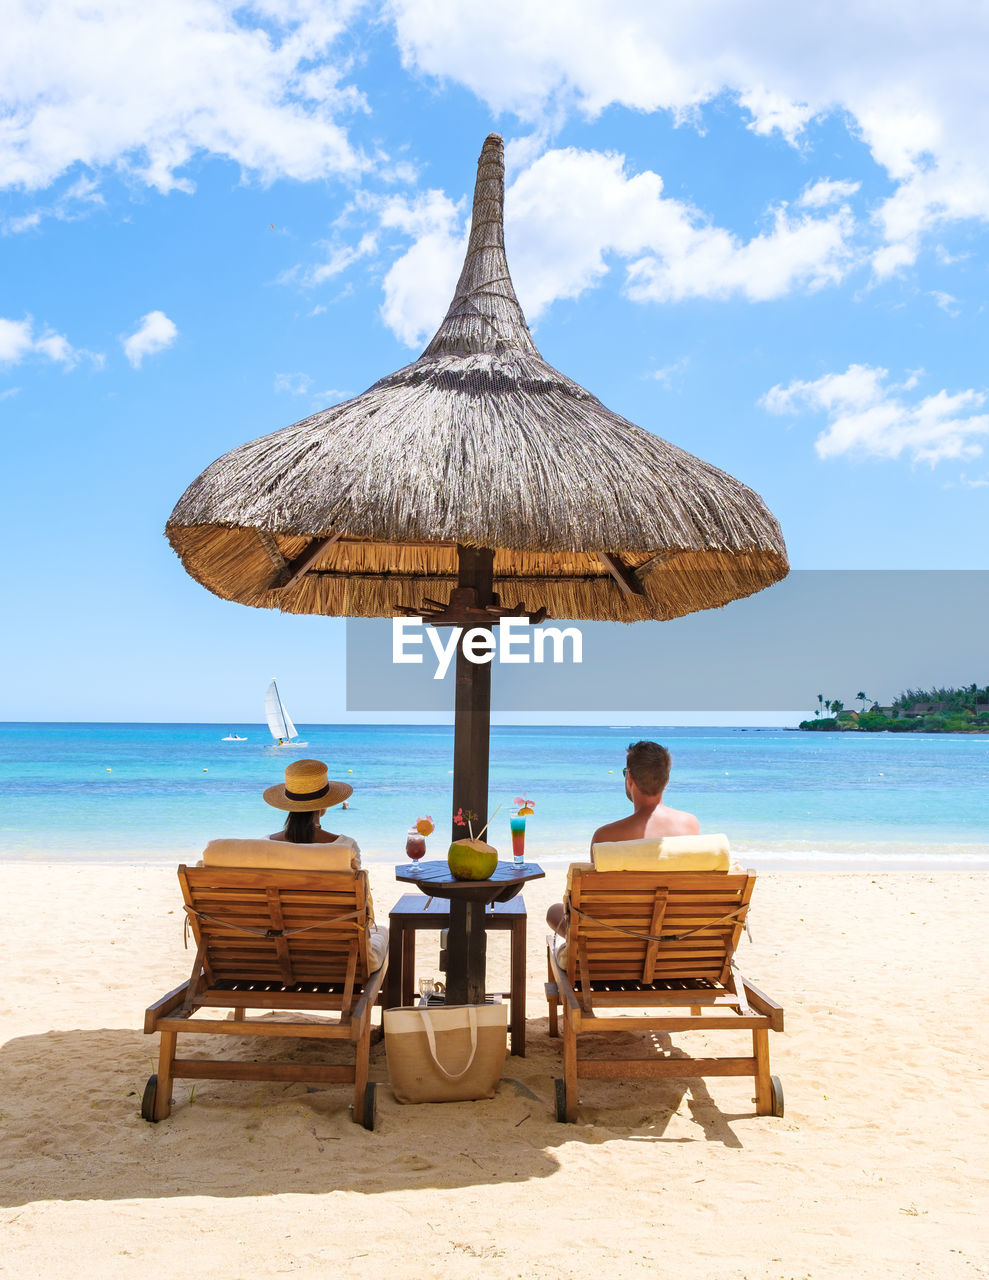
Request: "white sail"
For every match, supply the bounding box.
[264,680,298,741]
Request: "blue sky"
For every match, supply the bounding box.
[2,2,987,723]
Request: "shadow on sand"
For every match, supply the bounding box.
[1,1020,755,1206]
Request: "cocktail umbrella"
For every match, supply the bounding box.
[167,134,787,854]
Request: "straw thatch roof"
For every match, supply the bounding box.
[166,134,787,622]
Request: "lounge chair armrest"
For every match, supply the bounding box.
[145,980,192,1032]
[351,955,388,1031]
[739,976,784,1031]
[547,940,581,1014]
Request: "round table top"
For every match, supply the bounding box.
[395,859,545,904]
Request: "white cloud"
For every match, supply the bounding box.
[4,175,108,235]
[930,291,960,315]
[1,0,367,194]
[623,198,855,306]
[0,318,34,366]
[0,314,98,369]
[34,332,78,364]
[3,212,42,234]
[798,179,861,209]
[304,232,378,286]
[377,189,465,345]
[122,310,178,368]
[935,245,969,266]
[761,364,989,466]
[274,372,313,395]
[274,374,347,405]
[377,147,857,346]
[388,0,989,273]
[736,85,815,143]
[647,356,689,388]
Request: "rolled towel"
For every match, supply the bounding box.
[591,833,730,872]
[201,836,360,873]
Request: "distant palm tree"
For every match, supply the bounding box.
[856,691,869,711]
[817,693,824,718]
[831,699,845,717]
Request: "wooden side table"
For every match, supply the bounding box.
[395,860,544,1008]
[385,893,529,1056]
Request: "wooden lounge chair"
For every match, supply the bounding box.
[545,858,783,1123]
[143,862,387,1129]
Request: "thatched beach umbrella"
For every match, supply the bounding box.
[167,133,787,837]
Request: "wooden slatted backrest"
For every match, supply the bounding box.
[178,866,372,988]
[566,868,755,987]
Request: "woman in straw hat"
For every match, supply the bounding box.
[265,759,359,862]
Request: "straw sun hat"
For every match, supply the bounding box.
[262,759,353,812]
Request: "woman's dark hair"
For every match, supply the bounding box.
[283,810,319,843]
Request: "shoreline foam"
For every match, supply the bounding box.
[4,837,989,872]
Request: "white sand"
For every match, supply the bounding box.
[1,863,987,1279]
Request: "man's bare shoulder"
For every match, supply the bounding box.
[642,805,701,837]
[666,806,701,835]
[590,815,642,847]
[591,807,701,850]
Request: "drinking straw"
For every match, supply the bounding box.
[475,805,502,843]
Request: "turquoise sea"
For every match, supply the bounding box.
[1,723,987,869]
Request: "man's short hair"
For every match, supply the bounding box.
[626,741,672,796]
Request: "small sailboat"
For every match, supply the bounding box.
[265,679,307,747]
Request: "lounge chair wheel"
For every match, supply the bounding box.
[554,1077,572,1123]
[770,1075,784,1118]
[141,1074,159,1123]
[361,1082,377,1131]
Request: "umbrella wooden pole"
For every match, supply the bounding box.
[450,544,494,1005]
[452,545,494,838]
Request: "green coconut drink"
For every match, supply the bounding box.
[447,837,497,881]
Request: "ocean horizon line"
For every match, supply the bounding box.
[0,719,802,728]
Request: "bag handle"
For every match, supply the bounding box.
[420,1006,479,1081]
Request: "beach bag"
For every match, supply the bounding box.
[384,1003,508,1103]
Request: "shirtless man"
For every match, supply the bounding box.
[547,740,699,935]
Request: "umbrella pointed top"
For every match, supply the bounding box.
[421,134,538,360]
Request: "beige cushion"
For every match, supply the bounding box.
[202,836,360,872]
[367,925,388,970]
[591,833,730,872]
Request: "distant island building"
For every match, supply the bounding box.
[801,686,989,733]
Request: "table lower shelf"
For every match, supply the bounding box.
[408,993,506,1009]
[386,894,528,1056]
